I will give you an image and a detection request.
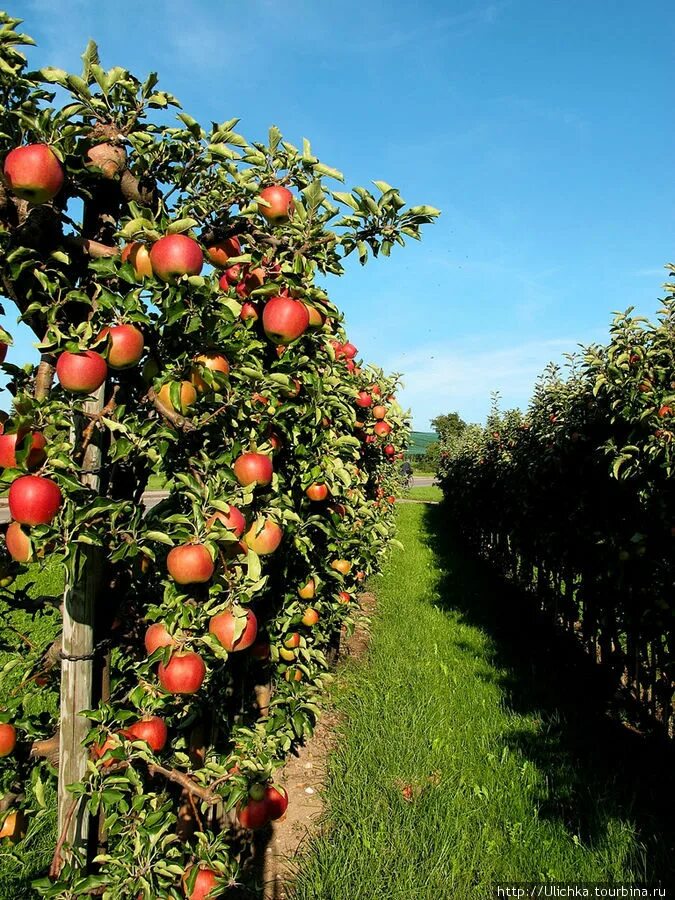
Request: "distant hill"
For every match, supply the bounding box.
[408,431,438,456]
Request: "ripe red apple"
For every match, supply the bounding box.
[355,391,372,408]
[306,483,329,502]
[144,622,177,655]
[384,444,396,457]
[121,242,153,278]
[298,578,315,600]
[0,724,16,757]
[0,430,46,469]
[5,521,32,562]
[330,559,351,575]
[166,543,214,584]
[284,632,300,649]
[209,607,258,652]
[373,421,392,437]
[243,518,283,555]
[149,234,203,282]
[99,324,144,369]
[123,716,168,752]
[265,784,288,820]
[56,350,107,394]
[183,865,221,900]
[257,185,294,223]
[190,352,230,393]
[302,608,319,626]
[342,342,358,360]
[205,505,246,538]
[236,266,265,298]
[233,452,273,487]
[369,383,382,396]
[337,591,351,605]
[372,405,387,420]
[262,296,309,345]
[9,475,62,525]
[158,651,206,694]
[4,144,64,204]
[206,236,241,268]
[85,143,126,178]
[219,265,242,288]
[157,381,197,415]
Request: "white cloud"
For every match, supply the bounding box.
[383,335,595,430]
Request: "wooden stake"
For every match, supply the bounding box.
[57,384,105,864]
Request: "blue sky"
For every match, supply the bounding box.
[11,0,675,429]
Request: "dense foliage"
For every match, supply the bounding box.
[438,269,675,736]
[0,12,436,897]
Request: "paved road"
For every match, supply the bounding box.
[0,480,438,525]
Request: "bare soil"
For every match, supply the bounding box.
[258,592,376,899]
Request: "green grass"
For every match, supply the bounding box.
[292,504,671,899]
[407,485,442,503]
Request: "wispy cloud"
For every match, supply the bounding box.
[383,335,596,429]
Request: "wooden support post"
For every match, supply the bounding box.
[57,384,104,861]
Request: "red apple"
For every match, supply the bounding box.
[372,405,387,420]
[384,444,396,457]
[56,350,107,394]
[158,651,206,694]
[284,632,300,649]
[123,716,168,752]
[149,234,203,282]
[0,724,16,757]
[209,607,258,652]
[206,236,241,268]
[373,421,392,437]
[237,789,271,830]
[183,866,221,900]
[243,518,283,555]
[121,242,153,278]
[257,185,294,223]
[99,324,144,369]
[233,452,273,487]
[265,784,288,820]
[304,304,325,329]
[330,559,351,575]
[219,265,242,288]
[306,483,329,502]
[262,296,309,344]
[240,300,260,321]
[355,391,372,408]
[9,475,62,525]
[0,430,46,469]
[205,505,246,538]
[167,543,214,584]
[5,522,32,562]
[190,353,230,393]
[144,622,177,655]
[3,144,64,204]
[342,342,358,360]
[157,381,197,415]
[0,809,26,842]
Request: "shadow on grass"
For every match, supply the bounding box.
[422,503,675,885]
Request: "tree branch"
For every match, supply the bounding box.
[147,387,197,432]
[50,797,78,877]
[147,762,219,805]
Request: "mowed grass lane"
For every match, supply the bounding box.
[292,503,670,900]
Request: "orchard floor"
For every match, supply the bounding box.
[287,503,674,900]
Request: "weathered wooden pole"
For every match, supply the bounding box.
[57,383,105,857]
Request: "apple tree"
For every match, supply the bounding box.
[0,10,437,897]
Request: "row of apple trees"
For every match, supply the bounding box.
[438,267,675,737]
[0,13,437,898]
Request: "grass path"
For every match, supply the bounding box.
[291,503,673,899]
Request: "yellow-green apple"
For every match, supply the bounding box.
[372,405,387,420]
[330,559,351,575]
[121,242,153,278]
[157,381,197,415]
[190,352,230,393]
[302,607,319,626]
[298,578,315,600]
